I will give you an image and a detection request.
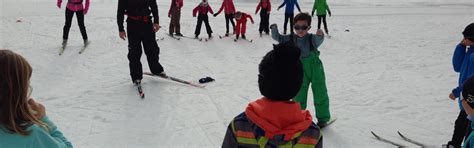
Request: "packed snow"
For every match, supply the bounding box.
[1,0,473,147]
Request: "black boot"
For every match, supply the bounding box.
[242,34,246,39]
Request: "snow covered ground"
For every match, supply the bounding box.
[1,0,473,147]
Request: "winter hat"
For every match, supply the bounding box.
[258,42,303,101]
[463,23,474,41]
[462,76,474,109]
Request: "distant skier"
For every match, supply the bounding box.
[193,0,214,39]
[117,0,166,85]
[57,0,90,47]
[460,77,474,148]
[234,11,254,40]
[277,0,301,34]
[311,0,331,36]
[445,23,474,148]
[255,0,271,36]
[213,0,236,37]
[222,42,323,148]
[270,13,332,128]
[168,0,183,36]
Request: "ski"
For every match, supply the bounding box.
[397,131,426,147]
[234,38,253,42]
[204,37,214,42]
[78,41,91,54]
[320,117,337,129]
[143,72,205,88]
[156,36,165,41]
[179,35,202,41]
[219,35,231,39]
[167,34,180,40]
[371,131,405,147]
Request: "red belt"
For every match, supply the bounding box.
[128,16,150,23]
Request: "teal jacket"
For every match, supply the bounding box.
[464,121,474,148]
[271,26,324,58]
[0,116,73,148]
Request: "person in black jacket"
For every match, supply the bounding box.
[117,0,165,85]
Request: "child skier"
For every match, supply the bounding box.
[311,0,331,36]
[234,11,254,40]
[213,0,236,37]
[445,23,474,148]
[168,0,183,36]
[57,0,90,47]
[255,0,271,36]
[461,77,474,148]
[270,13,332,128]
[0,49,73,148]
[193,0,214,39]
[277,0,301,35]
[222,42,323,148]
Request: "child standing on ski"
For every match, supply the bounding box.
[277,0,301,34]
[234,11,254,40]
[222,42,323,148]
[270,13,332,128]
[168,0,183,36]
[255,0,271,36]
[460,77,474,148]
[311,0,331,36]
[0,49,73,148]
[57,0,90,47]
[213,0,236,37]
[193,0,214,39]
[445,23,474,148]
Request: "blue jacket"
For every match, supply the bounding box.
[271,26,324,58]
[277,0,301,14]
[452,44,474,110]
[0,116,73,148]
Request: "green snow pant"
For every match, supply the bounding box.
[293,51,331,123]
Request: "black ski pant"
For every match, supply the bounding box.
[317,15,329,34]
[63,9,88,40]
[259,9,270,34]
[283,13,294,34]
[225,13,236,34]
[448,110,472,147]
[195,14,213,36]
[126,21,164,82]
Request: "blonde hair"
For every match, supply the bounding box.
[0,49,47,136]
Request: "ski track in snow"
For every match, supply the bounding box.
[1,0,474,147]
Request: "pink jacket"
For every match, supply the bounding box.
[57,0,90,13]
[216,0,236,15]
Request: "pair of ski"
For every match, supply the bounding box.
[167,34,213,42]
[218,35,253,42]
[134,72,205,99]
[59,41,90,55]
[371,131,426,147]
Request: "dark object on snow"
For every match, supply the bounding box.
[199,77,215,83]
[345,29,350,32]
[463,23,474,41]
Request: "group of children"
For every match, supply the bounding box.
[169,0,332,40]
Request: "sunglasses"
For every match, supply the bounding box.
[294,25,309,30]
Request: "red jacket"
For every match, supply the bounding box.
[245,97,313,140]
[255,0,271,14]
[236,13,254,24]
[216,0,236,15]
[57,0,90,13]
[193,3,214,17]
[168,0,183,17]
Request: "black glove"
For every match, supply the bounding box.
[213,13,218,17]
[311,11,315,17]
